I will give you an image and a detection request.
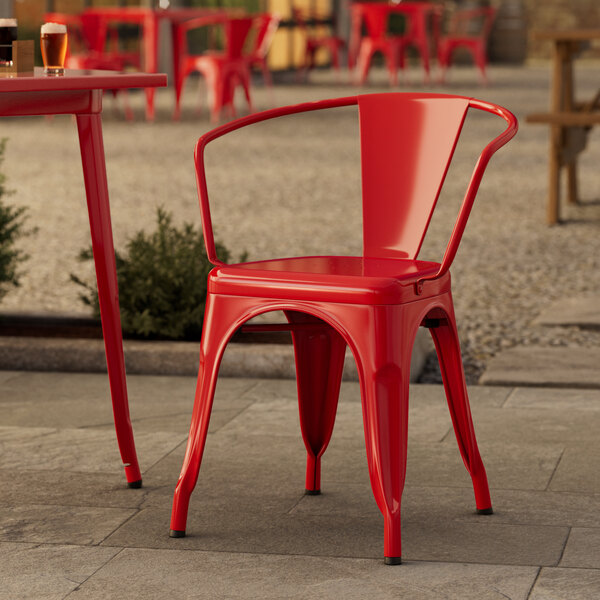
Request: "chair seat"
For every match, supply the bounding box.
[209,256,448,304]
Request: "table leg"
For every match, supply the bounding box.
[547,41,566,224]
[143,14,159,121]
[76,112,142,488]
[548,124,561,225]
[562,49,579,205]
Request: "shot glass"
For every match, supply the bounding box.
[40,22,67,75]
[0,18,17,67]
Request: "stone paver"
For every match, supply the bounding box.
[0,505,136,545]
[480,346,600,389]
[530,567,600,599]
[0,543,120,600]
[533,295,600,328]
[68,548,539,600]
[0,370,598,597]
[560,528,600,569]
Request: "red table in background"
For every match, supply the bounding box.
[0,68,167,487]
[80,7,227,120]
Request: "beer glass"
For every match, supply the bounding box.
[0,18,17,66]
[40,22,67,75]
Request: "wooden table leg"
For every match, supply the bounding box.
[76,111,142,488]
[562,43,579,205]
[548,123,561,224]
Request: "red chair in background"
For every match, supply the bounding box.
[246,13,281,90]
[293,8,345,78]
[351,3,407,86]
[436,7,497,83]
[172,15,254,122]
[394,2,437,83]
[168,93,518,564]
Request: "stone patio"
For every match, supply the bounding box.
[0,371,598,598]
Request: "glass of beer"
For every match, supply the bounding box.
[40,22,67,75]
[0,18,17,67]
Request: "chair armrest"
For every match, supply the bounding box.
[195,97,358,266]
[416,98,518,293]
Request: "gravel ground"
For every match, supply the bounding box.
[1,64,600,382]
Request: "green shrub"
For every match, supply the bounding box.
[0,139,29,303]
[71,208,232,341]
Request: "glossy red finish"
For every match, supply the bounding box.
[436,7,497,84]
[170,93,517,562]
[0,70,166,486]
[172,16,255,122]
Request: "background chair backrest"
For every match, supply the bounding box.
[224,17,254,59]
[249,13,280,60]
[448,7,497,39]
[79,13,110,52]
[358,93,468,260]
[361,4,392,39]
[195,94,517,270]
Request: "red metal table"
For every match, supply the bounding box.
[0,68,167,487]
[81,7,227,120]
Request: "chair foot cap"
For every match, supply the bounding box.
[384,556,402,565]
[170,529,186,538]
[304,489,321,496]
[477,507,493,515]
[127,479,142,489]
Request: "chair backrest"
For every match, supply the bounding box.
[447,7,497,39]
[360,4,393,39]
[224,17,254,58]
[194,94,517,274]
[249,13,280,60]
[358,94,468,260]
[79,13,110,53]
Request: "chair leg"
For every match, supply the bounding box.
[355,43,375,85]
[473,44,488,84]
[173,68,187,121]
[350,305,414,564]
[285,311,346,494]
[170,297,233,536]
[428,316,492,514]
[239,68,253,113]
[382,47,399,87]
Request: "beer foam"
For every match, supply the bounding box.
[0,19,17,27]
[41,22,66,34]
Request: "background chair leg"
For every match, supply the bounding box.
[285,311,346,494]
[429,316,492,513]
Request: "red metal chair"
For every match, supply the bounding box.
[394,2,437,83]
[169,93,518,564]
[436,7,497,83]
[293,8,345,78]
[351,3,407,86]
[172,15,254,122]
[246,13,281,90]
